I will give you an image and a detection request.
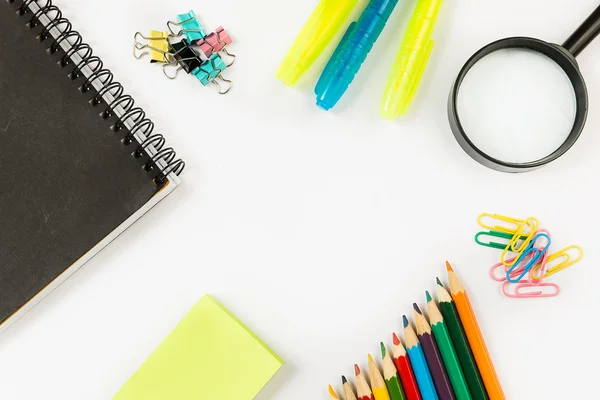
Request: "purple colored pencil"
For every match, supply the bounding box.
[413,304,456,400]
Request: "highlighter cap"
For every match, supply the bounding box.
[276,0,359,87]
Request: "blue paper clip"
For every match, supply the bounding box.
[193,54,232,94]
[168,10,207,43]
[506,232,551,283]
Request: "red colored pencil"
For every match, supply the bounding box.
[392,332,422,400]
[356,364,375,400]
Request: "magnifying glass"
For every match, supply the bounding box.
[448,5,600,172]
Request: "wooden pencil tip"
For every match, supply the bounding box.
[392,332,400,346]
[425,291,432,302]
[436,277,444,287]
[446,261,454,272]
[402,315,409,328]
[342,375,348,384]
[380,342,386,359]
[328,385,338,398]
[413,303,422,314]
[368,354,374,363]
[354,364,361,376]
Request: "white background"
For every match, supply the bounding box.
[1,0,599,399]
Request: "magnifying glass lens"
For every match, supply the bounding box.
[456,48,577,164]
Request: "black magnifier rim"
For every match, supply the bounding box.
[448,37,588,173]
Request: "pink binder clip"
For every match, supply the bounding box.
[196,26,234,62]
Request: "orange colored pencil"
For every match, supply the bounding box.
[446,262,505,400]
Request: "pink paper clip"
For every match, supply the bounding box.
[196,26,234,62]
[490,254,533,282]
[501,280,560,298]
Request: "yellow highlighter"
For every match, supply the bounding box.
[276,0,358,87]
[380,0,444,119]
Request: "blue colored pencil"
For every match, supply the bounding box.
[403,315,439,400]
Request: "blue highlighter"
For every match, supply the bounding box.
[315,0,398,110]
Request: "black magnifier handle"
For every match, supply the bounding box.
[563,4,600,57]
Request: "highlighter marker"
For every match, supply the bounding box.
[380,0,444,119]
[315,0,398,110]
[276,0,359,87]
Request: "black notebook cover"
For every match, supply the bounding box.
[0,2,183,328]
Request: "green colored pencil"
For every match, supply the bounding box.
[437,278,489,400]
[427,291,472,400]
[380,342,407,400]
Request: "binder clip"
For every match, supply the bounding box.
[167,10,207,43]
[134,31,171,63]
[193,54,232,94]
[195,26,235,65]
[162,40,203,80]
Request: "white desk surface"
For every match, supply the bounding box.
[1,0,599,399]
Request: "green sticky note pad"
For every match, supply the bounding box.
[114,295,283,400]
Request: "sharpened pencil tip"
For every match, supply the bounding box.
[342,375,348,384]
[368,354,374,363]
[446,261,454,272]
[380,342,386,359]
[413,303,422,314]
[402,315,409,328]
[392,332,400,346]
[354,364,361,376]
[426,291,432,302]
[328,385,338,398]
[436,277,444,286]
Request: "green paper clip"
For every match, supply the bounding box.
[475,230,528,250]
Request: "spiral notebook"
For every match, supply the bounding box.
[0,1,184,332]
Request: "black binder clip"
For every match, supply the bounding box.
[162,40,203,80]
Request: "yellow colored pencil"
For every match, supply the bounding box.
[368,354,391,400]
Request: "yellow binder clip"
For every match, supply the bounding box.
[500,216,539,267]
[530,245,583,280]
[133,31,171,63]
[477,213,525,234]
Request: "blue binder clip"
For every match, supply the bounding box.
[167,10,207,43]
[193,54,232,94]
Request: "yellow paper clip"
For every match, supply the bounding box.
[530,245,583,280]
[501,217,539,267]
[477,213,525,234]
[134,31,170,63]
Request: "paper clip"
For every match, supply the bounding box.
[530,245,583,280]
[193,54,232,94]
[477,213,525,234]
[133,31,171,62]
[475,230,528,250]
[489,253,534,282]
[167,10,207,43]
[501,280,560,298]
[195,26,235,65]
[500,217,539,266]
[162,40,203,80]
[506,231,551,283]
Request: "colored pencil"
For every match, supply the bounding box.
[356,364,376,400]
[368,353,392,400]
[413,304,456,400]
[381,342,407,400]
[392,333,422,400]
[426,291,472,400]
[446,262,505,400]
[436,279,488,400]
[403,315,439,400]
[329,384,341,399]
[343,375,359,400]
